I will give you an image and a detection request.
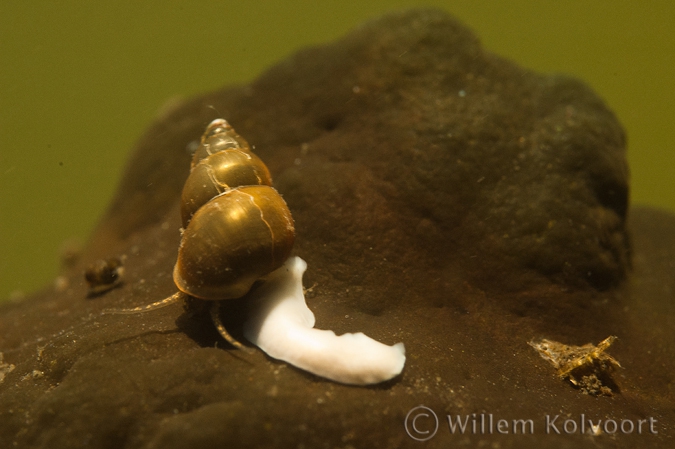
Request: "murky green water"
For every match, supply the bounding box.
[1,1,673,301]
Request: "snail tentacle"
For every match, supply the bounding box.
[209,301,251,352]
[100,291,184,316]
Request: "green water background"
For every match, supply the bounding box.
[1,1,673,301]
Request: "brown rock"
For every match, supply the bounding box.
[0,9,672,449]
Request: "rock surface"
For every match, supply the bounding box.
[0,8,672,449]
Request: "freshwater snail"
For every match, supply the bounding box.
[104,119,295,349]
[80,119,405,385]
[51,119,405,385]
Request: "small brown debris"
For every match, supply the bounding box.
[85,257,125,295]
[529,336,621,396]
[0,353,15,384]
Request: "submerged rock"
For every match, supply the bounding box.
[0,8,672,449]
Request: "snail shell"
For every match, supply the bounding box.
[191,119,252,167]
[85,257,124,294]
[180,146,272,227]
[173,119,295,300]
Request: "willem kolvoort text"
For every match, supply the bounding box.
[446,413,658,435]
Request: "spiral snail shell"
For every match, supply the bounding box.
[174,119,295,300]
[101,119,295,349]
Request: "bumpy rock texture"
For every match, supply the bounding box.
[1,9,673,449]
